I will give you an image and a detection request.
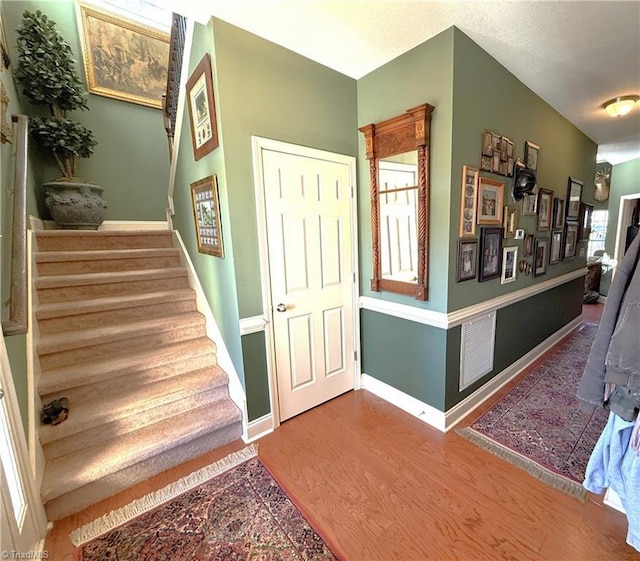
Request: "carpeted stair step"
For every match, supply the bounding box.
[39,337,218,400]
[34,248,181,275]
[36,289,198,334]
[42,398,243,511]
[42,367,231,460]
[38,313,206,371]
[35,267,189,304]
[45,419,243,521]
[35,230,174,252]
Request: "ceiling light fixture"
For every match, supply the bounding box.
[602,95,640,118]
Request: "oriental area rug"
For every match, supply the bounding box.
[71,446,338,561]
[457,322,609,501]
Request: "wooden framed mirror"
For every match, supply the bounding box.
[359,103,434,300]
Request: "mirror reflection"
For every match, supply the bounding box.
[378,151,418,282]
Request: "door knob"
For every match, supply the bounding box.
[276,303,287,313]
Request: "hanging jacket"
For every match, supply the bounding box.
[577,233,640,412]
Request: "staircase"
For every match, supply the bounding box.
[33,229,243,521]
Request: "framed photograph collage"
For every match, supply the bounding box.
[457,133,587,283]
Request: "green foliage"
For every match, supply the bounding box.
[14,10,96,178]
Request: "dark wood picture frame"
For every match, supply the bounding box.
[190,175,224,257]
[533,237,548,276]
[563,221,579,261]
[552,197,565,229]
[457,239,478,282]
[537,188,554,231]
[479,227,504,282]
[186,53,219,160]
[565,177,583,221]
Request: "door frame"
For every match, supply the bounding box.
[251,136,360,429]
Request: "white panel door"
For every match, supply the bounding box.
[262,149,355,421]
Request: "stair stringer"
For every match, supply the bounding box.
[171,230,249,442]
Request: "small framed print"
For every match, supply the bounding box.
[503,205,518,238]
[537,188,554,231]
[482,130,493,156]
[522,193,538,216]
[525,141,540,172]
[480,156,492,172]
[549,230,563,265]
[580,202,594,240]
[479,227,504,282]
[565,177,583,221]
[553,197,565,229]
[457,239,478,282]
[524,233,535,257]
[190,175,224,257]
[533,237,548,276]
[563,221,579,260]
[460,166,479,237]
[186,53,219,160]
[501,246,518,284]
[477,177,504,225]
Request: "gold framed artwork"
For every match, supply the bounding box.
[477,177,504,225]
[459,165,479,237]
[190,175,224,257]
[503,205,518,238]
[537,188,554,231]
[78,4,170,109]
[186,53,219,160]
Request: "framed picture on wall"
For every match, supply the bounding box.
[525,140,540,171]
[479,227,504,282]
[580,202,594,240]
[563,221,579,260]
[186,53,219,160]
[190,175,224,257]
[459,166,479,237]
[537,188,554,231]
[522,193,538,216]
[549,230,563,264]
[501,246,518,284]
[78,4,169,109]
[457,239,478,282]
[565,177,583,221]
[553,197,565,229]
[503,205,518,238]
[477,177,504,225]
[533,237,548,276]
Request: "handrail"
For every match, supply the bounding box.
[163,13,187,160]
[2,115,28,337]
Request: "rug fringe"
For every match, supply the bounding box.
[456,428,589,503]
[69,444,258,547]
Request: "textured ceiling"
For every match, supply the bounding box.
[182,1,640,165]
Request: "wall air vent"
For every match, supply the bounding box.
[459,311,496,391]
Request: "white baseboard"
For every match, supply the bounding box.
[362,316,583,433]
[245,413,274,443]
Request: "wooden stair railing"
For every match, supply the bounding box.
[162,12,187,160]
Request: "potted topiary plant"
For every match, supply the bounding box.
[14,9,106,229]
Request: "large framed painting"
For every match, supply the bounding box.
[78,3,170,109]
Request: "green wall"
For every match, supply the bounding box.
[357,27,593,412]
[171,18,358,420]
[600,157,640,295]
[2,0,169,221]
[449,29,596,311]
[357,27,454,313]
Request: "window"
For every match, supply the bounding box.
[587,210,608,258]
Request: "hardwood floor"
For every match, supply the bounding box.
[45,303,638,560]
